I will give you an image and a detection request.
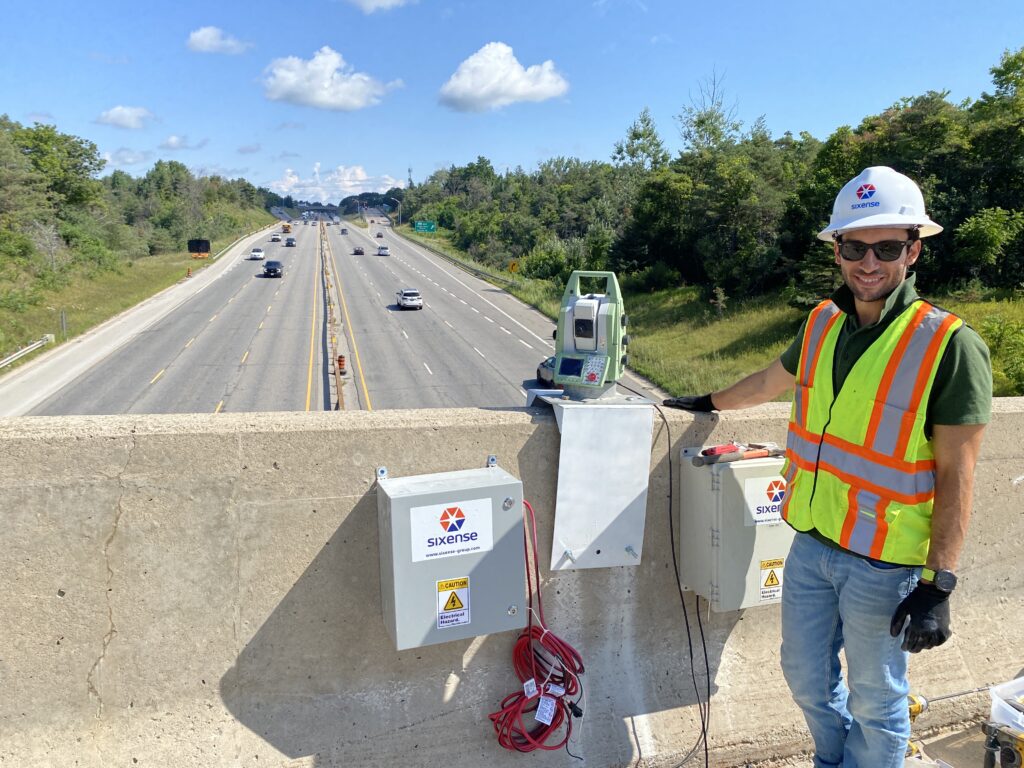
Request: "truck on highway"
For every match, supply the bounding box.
[282,222,292,233]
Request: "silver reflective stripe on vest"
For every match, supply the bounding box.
[793,302,842,425]
[819,442,934,498]
[867,305,952,457]
[787,430,935,500]
[798,302,842,388]
[845,487,883,555]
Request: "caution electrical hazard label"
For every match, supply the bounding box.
[437,577,470,629]
[759,558,784,603]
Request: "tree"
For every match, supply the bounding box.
[612,107,670,172]
[3,117,104,209]
[0,125,51,228]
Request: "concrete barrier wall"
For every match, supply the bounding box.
[2,402,1023,768]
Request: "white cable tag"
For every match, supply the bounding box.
[523,678,538,698]
[535,695,556,725]
[546,683,565,697]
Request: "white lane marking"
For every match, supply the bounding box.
[444,320,454,329]
[473,347,485,359]
[518,339,533,349]
[398,239,555,347]
[484,316,494,323]
[459,299,468,305]
[424,363,433,375]
[402,330,409,339]
[471,307,480,314]
[500,327,511,335]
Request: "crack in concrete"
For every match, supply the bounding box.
[86,430,137,715]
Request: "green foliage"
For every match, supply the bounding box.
[0,116,280,357]
[979,315,1024,395]
[955,208,1024,278]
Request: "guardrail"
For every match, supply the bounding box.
[393,228,516,286]
[0,334,55,370]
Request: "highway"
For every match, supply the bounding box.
[27,223,331,415]
[5,212,661,416]
[325,218,556,409]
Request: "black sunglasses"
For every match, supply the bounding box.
[838,239,912,262]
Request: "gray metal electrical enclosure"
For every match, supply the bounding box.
[377,465,527,650]
[679,448,796,612]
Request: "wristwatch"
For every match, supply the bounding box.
[921,567,958,593]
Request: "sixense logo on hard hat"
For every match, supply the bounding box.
[409,497,495,562]
[851,183,880,210]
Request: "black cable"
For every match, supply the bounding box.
[619,382,711,767]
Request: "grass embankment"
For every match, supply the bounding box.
[396,225,1024,397]
[0,220,275,368]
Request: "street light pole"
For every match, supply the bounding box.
[387,197,402,226]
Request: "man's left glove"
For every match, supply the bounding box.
[889,582,951,653]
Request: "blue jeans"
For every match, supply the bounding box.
[780,532,919,768]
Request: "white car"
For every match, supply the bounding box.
[250,247,265,260]
[377,245,391,256]
[270,233,282,242]
[396,289,423,310]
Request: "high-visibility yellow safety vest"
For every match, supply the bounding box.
[781,298,963,565]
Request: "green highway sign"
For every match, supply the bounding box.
[414,220,437,232]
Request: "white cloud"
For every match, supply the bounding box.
[187,26,252,54]
[102,148,152,168]
[191,164,249,179]
[439,42,569,112]
[159,134,207,150]
[269,164,402,201]
[263,46,401,111]
[238,143,262,154]
[346,0,413,12]
[274,150,302,160]
[96,106,154,130]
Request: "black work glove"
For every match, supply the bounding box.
[663,394,717,412]
[889,582,951,653]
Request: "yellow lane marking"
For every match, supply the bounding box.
[241,350,249,364]
[267,305,272,313]
[209,314,217,322]
[185,337,195,348]
[150,369,165,384]
[326,238,372,411]
[259,321,264,330]
[214,400,224,413]
[306,244,318,412]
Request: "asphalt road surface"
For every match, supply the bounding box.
[2,214,662,416]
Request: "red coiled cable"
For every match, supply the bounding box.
[488,500,585,753]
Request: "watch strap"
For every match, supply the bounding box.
[920,567,936,581]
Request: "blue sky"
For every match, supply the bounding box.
[2,0,1022,203]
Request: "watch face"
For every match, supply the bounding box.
[934,569,958,592]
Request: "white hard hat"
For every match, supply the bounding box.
[817,166,942,242]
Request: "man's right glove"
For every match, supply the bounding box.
[663,394,717,412]
[889,582,952,653]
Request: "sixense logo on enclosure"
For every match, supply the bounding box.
[410,498,494,562]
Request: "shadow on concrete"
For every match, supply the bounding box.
[220,415,746,767]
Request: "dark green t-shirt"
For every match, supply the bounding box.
[779,273,992,430]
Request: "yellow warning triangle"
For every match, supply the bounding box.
[764,570,780,588]
[444,591,464,611]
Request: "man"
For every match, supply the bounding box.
[666,166,991,768]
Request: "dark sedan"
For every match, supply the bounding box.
[263,260,283,278]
